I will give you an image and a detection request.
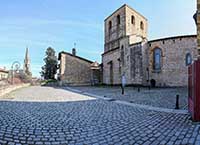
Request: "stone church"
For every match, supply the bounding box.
[102,4,197,87]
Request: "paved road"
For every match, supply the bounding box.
[0,86,199,145]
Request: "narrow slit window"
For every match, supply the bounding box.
[117,15,120,25]
[131,15,135,25]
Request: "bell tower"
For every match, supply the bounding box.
[23,47,32,76]
[104,4,148,53]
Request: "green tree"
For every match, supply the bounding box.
[41,47,58,80]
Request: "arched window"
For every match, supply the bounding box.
[117,15,120,25]
[186,53,192,66]
[140,21,144,30]
[153,48,162,71]
[131,15,135,25]
[109,21,112,30]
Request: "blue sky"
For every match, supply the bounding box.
[0,0,196,77]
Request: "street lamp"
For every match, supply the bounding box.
[11,61,21,85]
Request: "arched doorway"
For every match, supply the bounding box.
[150,79,156,88]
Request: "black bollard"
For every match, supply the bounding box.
[138,87,140,92]
[175,95,179,109]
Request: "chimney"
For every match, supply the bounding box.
[72,48,76,56]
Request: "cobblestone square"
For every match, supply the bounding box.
[0,86,199,145]
[69,86,188,110]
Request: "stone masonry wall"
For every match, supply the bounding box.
[60,53,92,85]
[125,6,148,44]
[104,6,126,52]
[148,36,197,87]
[129,43,143,85]
[103,5,148,85]
[102,49,121,85]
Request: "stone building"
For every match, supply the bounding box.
[0,68,8,80]
[102,4,198,87]
[58,49,101,86]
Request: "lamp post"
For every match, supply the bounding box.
[11,61,21,85]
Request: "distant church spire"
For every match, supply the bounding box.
[23,47,32,76]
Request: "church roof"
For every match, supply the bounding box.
[23,47,32,76]
[25,47,29,60]
[58,51,93,64]
[0,68,9,73]
[148,35,196,43]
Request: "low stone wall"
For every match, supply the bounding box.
[0,84,30,97]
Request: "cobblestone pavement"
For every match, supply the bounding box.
[2,86,95,102]
[69,86,188,110]
[0,86,199,145]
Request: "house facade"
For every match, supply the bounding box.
[0,68,9,80]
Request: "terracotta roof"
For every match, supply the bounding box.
[0,69,9,73]
[148,35,196,43]
[58,51,93,63]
